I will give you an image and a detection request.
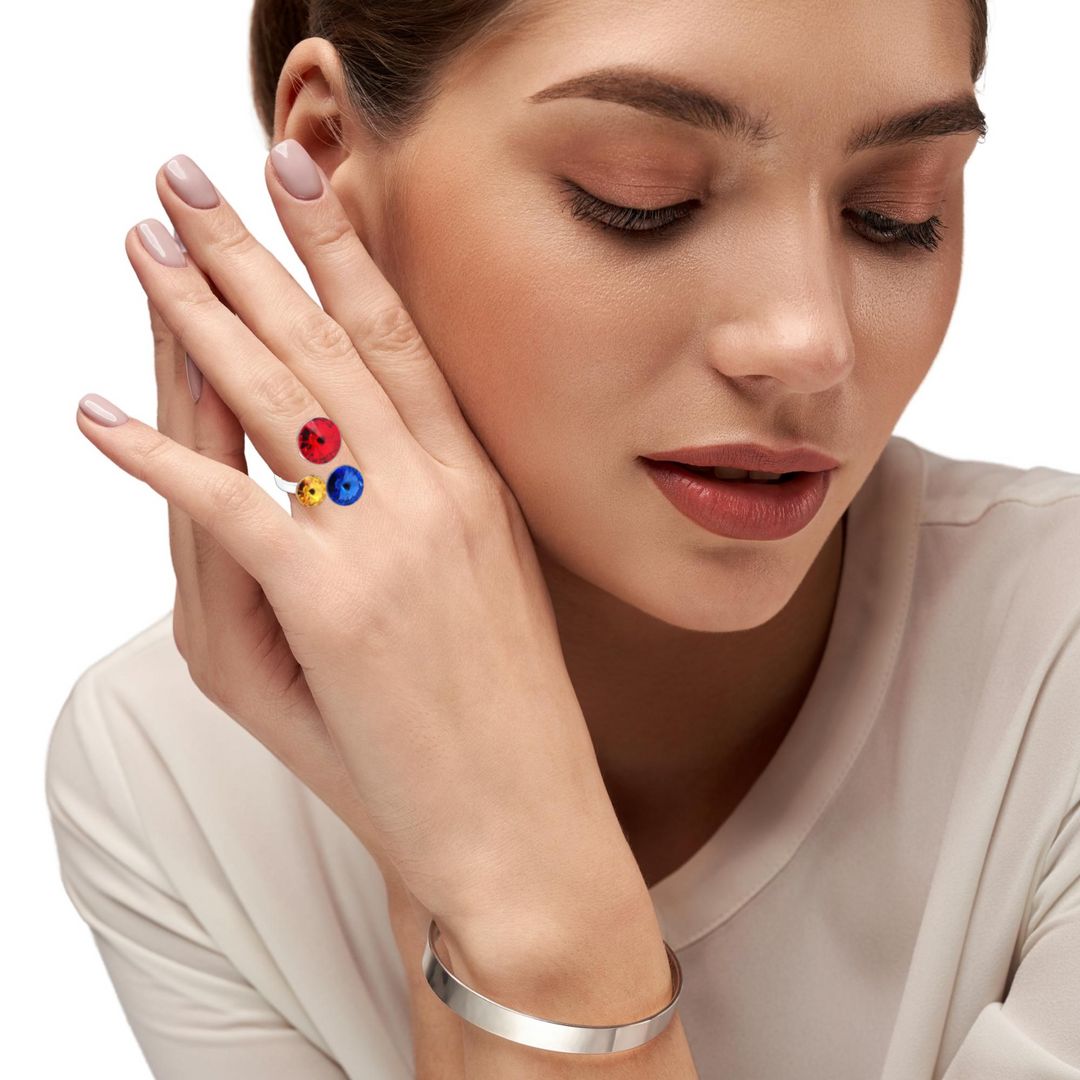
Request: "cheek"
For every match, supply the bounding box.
[848,207,965,424]
[388,170,651,487]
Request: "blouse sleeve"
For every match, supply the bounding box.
[43,670,349,1080]
[941,754,1080,1078]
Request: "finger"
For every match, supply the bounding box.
[153,240,259,644]
[149,292,359,829]
[153,156,422,480]
[154,148,481,471]
[74,404,303,592]
[125,219,375,501]
[151,282,270,656]
[264,141,486,470]
[150,294,204,652]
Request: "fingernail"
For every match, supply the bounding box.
[270,139,324,200]
[137,219,186,267]
[79,393,129,426]
[171,226,187,253]
[163,154,220,209]
[185,355,203,402]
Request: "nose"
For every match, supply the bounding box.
[704,209,856,394]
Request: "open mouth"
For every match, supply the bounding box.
[669,462,806,484]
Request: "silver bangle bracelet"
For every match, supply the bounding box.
[420,917,684,1054]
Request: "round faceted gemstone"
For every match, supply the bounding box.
[295,475,327,506]
[298,417,341,464]
[327,465,364,506]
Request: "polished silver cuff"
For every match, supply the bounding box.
[420,917,683,1054]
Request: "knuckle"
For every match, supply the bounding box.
[305,213,355,258]
[359,304,423,359]
[173,282,221,318]
[205,469,261,518]
[252,364,314,418]
[192,663,237,715]
[192,426,246,472]
[133,431,174,482]
[294,307,356,366]
[207,220,259,261]
[457,473,521,562]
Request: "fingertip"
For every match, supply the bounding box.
[268,138,325,201]
[78,393,130,427]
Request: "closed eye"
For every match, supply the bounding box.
[558,179,697,241]
[558,179,946,252]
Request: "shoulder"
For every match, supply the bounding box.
[46,613,182,812]
[49,611,191,729]
[46,612,235,803]
[44,611,314,857]
[914,437,1080,539]
[44,608,397,945]
[900,437,1080,624]
[893,438,1080,794]
[44,614,414,1076]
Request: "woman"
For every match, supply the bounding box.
[45,0,1080,1076]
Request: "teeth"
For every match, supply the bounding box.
[711,467,785,481]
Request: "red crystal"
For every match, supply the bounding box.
[298,417,341,464]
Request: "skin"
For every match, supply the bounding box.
[273,0,982,887]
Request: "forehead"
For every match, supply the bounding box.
[450,0,975,138]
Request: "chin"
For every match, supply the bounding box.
[589,538,814,634]
[630,573,804,634]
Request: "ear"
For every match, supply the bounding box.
[269,36,403,290]
[272,37,372,182]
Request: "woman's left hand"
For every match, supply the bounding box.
[75,143,643,944]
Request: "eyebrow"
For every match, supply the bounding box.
[526,65,988,157]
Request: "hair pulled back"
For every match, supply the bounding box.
[249,0,989,147]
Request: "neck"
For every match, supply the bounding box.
[537,515,847,885]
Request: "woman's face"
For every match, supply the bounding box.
[344,0,983,633]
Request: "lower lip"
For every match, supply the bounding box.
[640,459,834,540]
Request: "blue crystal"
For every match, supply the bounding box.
[327,465,364,506]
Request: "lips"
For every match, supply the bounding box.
[640,458,832,540]
[677,463,801,482]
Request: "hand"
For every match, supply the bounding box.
[76,144,641,939]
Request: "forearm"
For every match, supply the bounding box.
[406,851,699,1080]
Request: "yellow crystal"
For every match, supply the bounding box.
[296,476,327,506]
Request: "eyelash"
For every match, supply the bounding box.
[558,180,947,253]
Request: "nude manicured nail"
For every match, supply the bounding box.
[185,355,203,401]
[137,219,186,267]
[270,139,324,200]
[79,393,129,426]
[163,154,220,209]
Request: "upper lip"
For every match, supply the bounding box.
[642,442,840,473]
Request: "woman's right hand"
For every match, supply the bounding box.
[152,292,466,1075]
[150,280,385,865]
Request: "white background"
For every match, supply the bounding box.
[5,0,1077,1074]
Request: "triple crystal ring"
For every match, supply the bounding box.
[273,416,364,508]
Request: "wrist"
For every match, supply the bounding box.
[433,865,671,1027]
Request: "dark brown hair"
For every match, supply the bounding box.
[250,0,989,147]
